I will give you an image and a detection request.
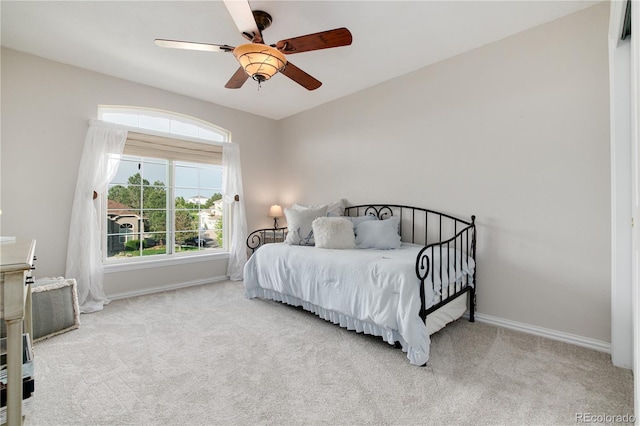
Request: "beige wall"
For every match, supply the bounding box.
[279,4,611,342]
[1,48,280,296]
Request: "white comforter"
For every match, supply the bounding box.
[243,242,474,365]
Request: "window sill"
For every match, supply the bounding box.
[104,251,230,273]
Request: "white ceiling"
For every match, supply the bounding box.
[1,1,599,120]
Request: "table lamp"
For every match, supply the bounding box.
[268,204,283,229]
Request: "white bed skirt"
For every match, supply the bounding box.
[246,287,465,365]
[426,295,467,335]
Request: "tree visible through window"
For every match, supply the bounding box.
[100,106,229,261]
[106,156,224,259]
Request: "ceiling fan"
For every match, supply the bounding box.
[155,0,352,91]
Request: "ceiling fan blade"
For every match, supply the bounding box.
[155,39,234,53]
[225,66,250,89]
[280,62,322,91]
[275,28,352,54]
[223,0,261,42]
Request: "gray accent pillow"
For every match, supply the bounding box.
[347,215,378,237]
[355,217,401,249]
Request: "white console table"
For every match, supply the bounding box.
[1,240,35,426]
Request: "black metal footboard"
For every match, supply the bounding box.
[345,204,476,324]
[416,216,476,323]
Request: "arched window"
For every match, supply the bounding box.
[99,106,229,142]
[99,106,230,261]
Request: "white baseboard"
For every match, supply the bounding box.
[465,312,611,354]
[107,275,229,301]
[108,283,611,354]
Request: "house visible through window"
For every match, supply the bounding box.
[99,106,229,262]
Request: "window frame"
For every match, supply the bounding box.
[98,106,232,269]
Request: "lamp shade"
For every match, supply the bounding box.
[268,204,283,218]
[233,43,287,83]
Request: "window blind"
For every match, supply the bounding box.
[124,132,223,165]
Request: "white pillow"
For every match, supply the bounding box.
[312,217,356,249]
[284,206,327,245]
[326,199,347,216]
[292,199,347,217]
[356,217,401,249]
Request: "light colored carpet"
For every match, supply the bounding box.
[25,280,633,426]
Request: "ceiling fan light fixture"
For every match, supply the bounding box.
[233,43,287,84]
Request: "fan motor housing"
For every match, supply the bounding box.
[253,11,272,31]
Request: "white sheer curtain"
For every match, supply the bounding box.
[222,143,248,280]
[66,120,127,313]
